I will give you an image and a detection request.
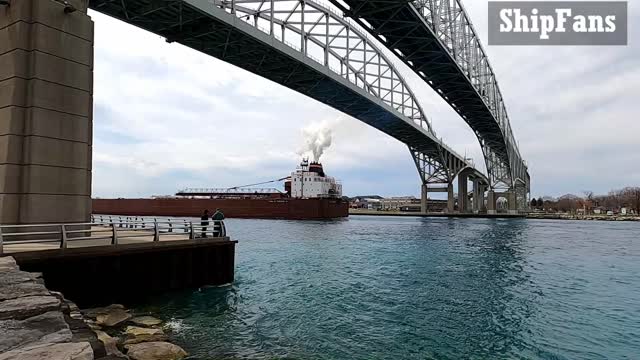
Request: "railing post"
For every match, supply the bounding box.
[0,226,4,256]
[118,216,122,228]
[189,221,195,240]
[153,219,159,242]
[184,220,188,233]
[111,223,118,245]
[60,224,68,249]
[168,219,173,233]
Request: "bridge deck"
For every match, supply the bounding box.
[90,0,472,164]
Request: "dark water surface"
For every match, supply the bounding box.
[139,217,640,359]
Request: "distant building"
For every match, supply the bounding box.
[380,196,419,211]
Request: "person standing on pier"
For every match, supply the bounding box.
[212,208,225,237]
[200,209,210,238]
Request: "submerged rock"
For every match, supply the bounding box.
[130,316,163,327]
[0,295,61,320]
[83,304,126,319]
[124,326,168,344]
[0,341,93,360]
[0,311,73,352]
[95,309,132,328]
[125,341,187,360]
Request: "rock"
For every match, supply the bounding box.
[0,311,73,352]
[125,341,187,360]
[123,326,168,345]
[0,281,50,301]
[86,320,102,330]
[0,341,93,360]
[0,270,42,287]
[0,296,61,320]
[0,257,18,272]
[83,304,126,319]
[129,316,162,327]
[95,330,127,358]
[96,308,132,327]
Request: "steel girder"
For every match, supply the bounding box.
[90,0,485,186]
[328,0,529,190]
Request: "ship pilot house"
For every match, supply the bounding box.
[285,159,342,199]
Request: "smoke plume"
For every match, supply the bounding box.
[301,124,333,162]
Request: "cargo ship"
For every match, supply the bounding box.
[93,159,348,219]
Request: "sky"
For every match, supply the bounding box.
[90,1,640,199]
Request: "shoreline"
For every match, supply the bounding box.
[0,256,189,359]
[349,210,640,222]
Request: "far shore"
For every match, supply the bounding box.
[348,209,640,222]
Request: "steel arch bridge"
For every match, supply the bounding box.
[327,0,530,197]
[90,0,490,192]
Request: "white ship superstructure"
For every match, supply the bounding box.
[289,159,342,198]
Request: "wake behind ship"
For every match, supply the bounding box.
[93,159,348,219]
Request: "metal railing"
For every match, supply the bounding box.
[0,217,227,255]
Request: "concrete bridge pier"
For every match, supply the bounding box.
[421,184,427,213]
[485,189,518,214]
[0,0,93,225]
[507,190,518,215]
[457,173,467,213]
[446,183,455,213]
[472,179,483,214]
[421,184,450,213]
[480,184,488,212]
[487,190,496,215]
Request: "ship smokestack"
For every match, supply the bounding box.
[308,162,325,177]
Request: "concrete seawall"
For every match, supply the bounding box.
[11,238,237,308]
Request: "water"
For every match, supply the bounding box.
[139,217,640,359]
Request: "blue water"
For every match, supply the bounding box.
[140,217,640,359]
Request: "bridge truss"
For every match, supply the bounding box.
[91,0,487,187]
[328,0,529,196]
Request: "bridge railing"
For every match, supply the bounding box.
[0,218,227,255]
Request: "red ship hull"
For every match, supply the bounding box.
[92,198,348,219]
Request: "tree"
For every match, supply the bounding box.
[620,187,640,214]
[583,191,594,214]
[530,198,538,208]
[537,197,544,209]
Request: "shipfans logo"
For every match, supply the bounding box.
[488,1,627,45]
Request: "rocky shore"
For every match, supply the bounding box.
[0,256,187,360]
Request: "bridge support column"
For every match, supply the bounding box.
[0,0,93,224]
[446,183,454,213]
[507,191,518,215]
[479,184,487,212]
[472,179,481,214]
[421,184,428,214]
[487,190,496,215]
[457,172,469,213]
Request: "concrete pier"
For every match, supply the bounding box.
[0,0,93,224]
[11,238,237,308]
